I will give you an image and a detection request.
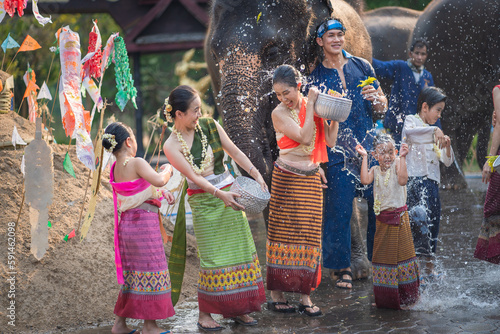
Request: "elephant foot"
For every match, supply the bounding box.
[350,256,371,280]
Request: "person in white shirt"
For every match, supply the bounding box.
[402,86,454,279]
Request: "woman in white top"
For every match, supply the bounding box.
[402,86,454,278]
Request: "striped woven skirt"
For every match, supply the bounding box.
[474,168,500,264]
[188,188,266,318]
[266,167,322,295]
[114,208,175,319]
[372,210,420,309]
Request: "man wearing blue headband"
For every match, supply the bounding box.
[308,17,387,290]
[373,39,437,144]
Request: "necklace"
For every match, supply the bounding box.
[288,99,316,154]
[172,124,212,174]
[415,114,441,159]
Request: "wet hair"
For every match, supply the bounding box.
[163,85,198,120]
[417,87,447,113]
[102,122,133,154]
[316,17,346,38]
[410,39,429,52]
[273,64,301,88]
[373,133,396,150]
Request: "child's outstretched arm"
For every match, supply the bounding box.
[356,144,374,185]
[397,143,409,186]
[135,158,173,187]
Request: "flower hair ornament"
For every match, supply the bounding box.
[164,98,173,123]
[102,133,118,153]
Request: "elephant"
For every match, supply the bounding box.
[411,0,500,188]
[363,6,421,62]
[204,0,373,280]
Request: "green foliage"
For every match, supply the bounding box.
[366,0,432,10]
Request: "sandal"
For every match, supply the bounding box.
[335,270,353,289]
[232,316,258,326]
[267,300,296,313]
[197,321,224,332]
[298,303,322,317]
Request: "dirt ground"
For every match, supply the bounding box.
[0,111,200,333]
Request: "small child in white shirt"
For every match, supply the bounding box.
[402,86,454,280]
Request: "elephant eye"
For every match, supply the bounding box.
[264,45,280,62]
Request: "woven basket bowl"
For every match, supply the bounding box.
[230,176,270,214]
[494,156,500,173]
[315,93,352,122]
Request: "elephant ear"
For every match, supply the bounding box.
[322,0,334,15]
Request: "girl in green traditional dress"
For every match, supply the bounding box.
[163,85,267,331]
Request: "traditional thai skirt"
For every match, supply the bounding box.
[188,188,266,318]
[372,208,420,309]
[474,166,500,264]
[114,208,175,319]
[266,166,322,295]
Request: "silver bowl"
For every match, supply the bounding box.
[230,176,270,214]
[315,92,352,122]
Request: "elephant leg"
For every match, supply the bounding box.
[350,200,372,280]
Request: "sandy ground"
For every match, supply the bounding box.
[0,112,200,333]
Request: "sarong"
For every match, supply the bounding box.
[474,162,500,264]
[266,167,322,295]
[372,210,420,309]
[188,188,266,318]
[114,208,175,319]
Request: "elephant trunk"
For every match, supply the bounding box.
[219,65,275,185]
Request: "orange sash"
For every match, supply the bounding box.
[277,98,328,164]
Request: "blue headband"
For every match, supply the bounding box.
[317,19,346,38]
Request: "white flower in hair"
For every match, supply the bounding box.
[102,133,118,153]
[164,98,173,123]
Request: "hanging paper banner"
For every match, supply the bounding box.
[82,20,102,80]
[74,128,95,171]
[58,26,92,147]
[1,33,20,53]
[18,34,41,52]
[4,0,27,17]
[32,0,52,26]
[22,66,39,122]
[101,33,119,74]
[0,2,5,24]
[64,229,76,241]
[37,81,52,100]
[112,36,137,111]
[63,151,76,177]
[12,125,26,148]
[82,76,103,110]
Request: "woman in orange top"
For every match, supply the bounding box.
[266,64,338,316]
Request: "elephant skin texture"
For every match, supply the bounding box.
[411,0,500,188]
[205,0,373,280]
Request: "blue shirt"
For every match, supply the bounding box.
[308,50,379,167]
[372,59,435,143]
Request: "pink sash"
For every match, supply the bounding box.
[109,162,152,284]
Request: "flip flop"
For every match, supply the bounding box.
[298,303,322,317]
[335,270,353,289]
[197,321,224,332]
[232,316,258,326]
[267,300,296,313]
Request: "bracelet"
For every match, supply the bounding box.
[213,188,218,196]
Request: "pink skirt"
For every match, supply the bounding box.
[114,208,175,319]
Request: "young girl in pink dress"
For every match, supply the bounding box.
[103,122,175,334]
